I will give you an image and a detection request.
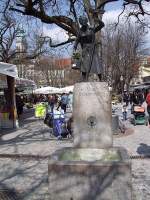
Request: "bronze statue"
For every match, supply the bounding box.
[73,15,104,81]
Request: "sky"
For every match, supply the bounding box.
[104,1,150,50]
[42,1,125,43]
[30,1,150,56]
[105,0,123,11]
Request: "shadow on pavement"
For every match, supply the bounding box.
[0,108,73,151]
[0,159,49,200]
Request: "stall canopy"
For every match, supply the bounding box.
[59,85,74,93]
[15,78,36,94]
[16,78,36,87]
[34,85,74,94]
[0,62,18,78]
[34,86,60,94]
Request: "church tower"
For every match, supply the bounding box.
[16,25,27,78]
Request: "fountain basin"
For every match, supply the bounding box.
[48,147,132,200]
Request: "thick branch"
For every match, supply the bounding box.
[10,3,78,35]
[49,38,75,47]
[10,7,26,14]
[97,0,119,9]
[69,0,79,29]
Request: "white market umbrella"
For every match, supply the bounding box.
[34,86,60,94]
[59,85,74,93]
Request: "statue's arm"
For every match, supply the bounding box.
[94,20,105,33]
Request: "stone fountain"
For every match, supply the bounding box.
[48,82,132,200]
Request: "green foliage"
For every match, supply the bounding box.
[72,52,81,60]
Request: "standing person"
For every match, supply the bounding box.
[146,89,150,127]
[132,91,139,105]
[60,93,68,113]
[129,92,133,105]
[123,92,129,106]
[48,94,55,113]
[68,91,73,112]
[16,95,24,118]
[122,104,128,121]
[138,90,145,105]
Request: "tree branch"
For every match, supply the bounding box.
[10,2,78,35]
[69,0,79,29]
[115,3,126,28]
[49,38,75,47]
[9,7,26,15]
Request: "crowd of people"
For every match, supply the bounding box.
[44,92,73,139]
[122,89,150,126]
[15,92,73,118]
[123,90,146,107]
[47,92,73,113]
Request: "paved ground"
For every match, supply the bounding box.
[114,103,150,200]
[0,106,150,199]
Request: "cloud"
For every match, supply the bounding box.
[103,9,124,23]
[103,8,150,49]
[42,26,69,44]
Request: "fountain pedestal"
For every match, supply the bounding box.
[48,82,132,200]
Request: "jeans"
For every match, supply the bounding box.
[50,104,54,113]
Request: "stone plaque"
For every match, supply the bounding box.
[73,82,112,148]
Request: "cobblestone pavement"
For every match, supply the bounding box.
[0,109,72,200]
[114,103,150,200]
[0,107,150,199]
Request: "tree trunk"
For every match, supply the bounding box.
[6,76,17,128]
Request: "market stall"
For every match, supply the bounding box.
[0,62,18,129]
[16,78,36,94]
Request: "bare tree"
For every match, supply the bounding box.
[7,0,149,83]
[34,56,66,87]
[102,21,146,92]
[0,0,52,64]
[10,0,150,39]
[34,57,56,86]
[0,1,21,62]
[64,68,80,85]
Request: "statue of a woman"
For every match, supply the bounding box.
[73,16,104,81]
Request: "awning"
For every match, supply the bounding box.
[34,86,60,94]
[34,85,74,94]
[0,62,18,78]
[16,78,36,87]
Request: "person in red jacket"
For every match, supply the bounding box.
[146,89,150,127]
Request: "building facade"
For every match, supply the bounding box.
[131,56,150,85]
